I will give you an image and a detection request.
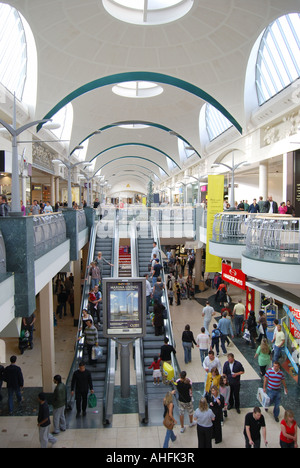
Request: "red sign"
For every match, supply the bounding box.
[289,306,300,339]
[221,264,246,290]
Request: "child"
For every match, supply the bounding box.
[211,324,221,356]
[148,356,162,385]
[219,374,230,420]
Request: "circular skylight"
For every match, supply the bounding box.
[112,81,163,98]
[102,0,194,25]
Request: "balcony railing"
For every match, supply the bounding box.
[33,212,67,259]
[244,216,300,264]
[212,211,251,245]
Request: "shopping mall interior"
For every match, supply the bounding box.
[0,0,300,450]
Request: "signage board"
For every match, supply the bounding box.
[102,278,146,338]
[222,263,246,290]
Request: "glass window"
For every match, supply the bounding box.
[178,138,195,161]
[205,104,233,142]
[50,103,74,143]
[256,13,300,105]
[0,3,27,100]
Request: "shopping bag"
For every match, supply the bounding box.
[257,387,270,408]
[88,393,97,408]
[91,345,103,360]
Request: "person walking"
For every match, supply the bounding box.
[3,355,24,415]
[280,410,298,448]
[254,338,272,376]
[163,391,177,448]
[37,392,57,448]
[196,327,210,365]
[263,361,288,422]
[71,361,94,417]
[52,375,67,435]
[176,371,196,433]
[206,385,224,444]
[181,324,197,364]
[217,312,234,355]
[223,353,245,414]
[243,407,267,448]
[193,397,215,448]
[233,300,245,337]
[202,301,215,335]
[272,324,285,364]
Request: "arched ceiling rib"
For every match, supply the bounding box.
[90,142,181,170]
[72,120,201,159]
[37,71,242,134]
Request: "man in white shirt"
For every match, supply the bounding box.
[202,301,215,334]
[203,350,222,375]
[233,299,245,337]
[196,327,210,365]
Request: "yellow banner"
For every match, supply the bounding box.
[205,174,224,272]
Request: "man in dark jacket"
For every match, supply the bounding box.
[52,375,66,434]
[3,355,24,414]
[223,353,245,414]
[71,361,94,417]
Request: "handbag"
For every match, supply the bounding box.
[163,411,174,430]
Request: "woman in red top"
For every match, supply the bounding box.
[280,410,298,448]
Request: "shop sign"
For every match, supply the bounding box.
[289,306,300,340]
[222,263,246,290]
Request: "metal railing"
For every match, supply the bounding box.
[151,218,181,379]
[102,212,119,425]
[245,216,300,264]
[212,211,251,245]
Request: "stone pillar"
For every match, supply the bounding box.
[39,280,55,392]
[55,177,60,204]
[50,175,55,206]
[259,162,268,200]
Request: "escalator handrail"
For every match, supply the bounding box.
[102,210,119,425]
[130,219,148,423]
[150,217,181,378]
[65,223,97,402]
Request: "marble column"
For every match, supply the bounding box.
[259,162,268,200]
[39,280,55,392]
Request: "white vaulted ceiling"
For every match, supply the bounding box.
[6,0,300,191]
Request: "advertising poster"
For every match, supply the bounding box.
[206,174,224,272]
[103,279,145,337]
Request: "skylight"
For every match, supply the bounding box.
[102,0,194,25]
[112,81,163,98]
[256,13,300,105]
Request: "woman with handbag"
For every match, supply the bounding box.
[163,391,177,448]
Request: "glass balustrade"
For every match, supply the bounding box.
[245,216,300,264]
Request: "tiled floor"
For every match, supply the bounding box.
[0,284,296,448]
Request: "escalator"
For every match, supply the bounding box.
[66,212,118,428]
[133,220,181,425]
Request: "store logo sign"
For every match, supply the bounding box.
[222,264,246,290]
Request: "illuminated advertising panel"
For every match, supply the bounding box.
[102,278,146,338]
